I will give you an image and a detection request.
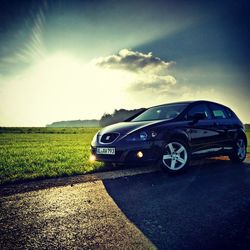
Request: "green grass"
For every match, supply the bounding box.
[0,127,249,185]
[0,127,95,134]
[0,127,102,185]
[247,129,250,153]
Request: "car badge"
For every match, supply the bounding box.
[106,135,110,140]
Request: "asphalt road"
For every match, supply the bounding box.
[1,159,250,249]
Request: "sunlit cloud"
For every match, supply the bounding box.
[94,48,175,74]
[129,75,177,92]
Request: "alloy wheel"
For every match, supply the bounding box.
[162,142,188,170]
[237,139,246,160]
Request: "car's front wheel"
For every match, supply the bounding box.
[161,140,190,173]
[229,137,247,162]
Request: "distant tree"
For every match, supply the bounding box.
[99,108,146,127]
[47,119,99,127]
[99,113,113,127]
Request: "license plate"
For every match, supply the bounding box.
[96,147,115,155]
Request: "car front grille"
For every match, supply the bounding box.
[100,133,120,144]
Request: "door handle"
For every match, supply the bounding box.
[213,122,219,126]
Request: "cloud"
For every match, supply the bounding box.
[94,48,175,75]
[94,49,177,94]
[129,75,177,92]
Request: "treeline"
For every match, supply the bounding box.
[47,119,99,128]
[99,108,146,127]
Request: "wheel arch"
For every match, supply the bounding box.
[237,129,248,146]
[166,131,189,146]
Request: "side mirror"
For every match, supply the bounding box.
[189,112,207,122]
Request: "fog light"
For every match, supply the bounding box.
[89,154,96,162]
[137,151,143,158]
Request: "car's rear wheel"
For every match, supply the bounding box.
[229,137,247,162]
[161,140,190,173]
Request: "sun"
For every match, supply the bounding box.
[0,52,136,126]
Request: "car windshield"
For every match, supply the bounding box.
[131,104,188,122]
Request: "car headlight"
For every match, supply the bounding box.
[140,131,148,141]
[125,130,157,141]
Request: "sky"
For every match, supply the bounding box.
[0,0,249,126]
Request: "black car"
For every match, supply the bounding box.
[91,100,247,172]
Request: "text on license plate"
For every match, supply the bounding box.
[96,147,115,155]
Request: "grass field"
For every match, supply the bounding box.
[0,127,249,185]
[0,127,102,185]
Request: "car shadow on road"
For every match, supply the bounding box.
[103,159,250,250]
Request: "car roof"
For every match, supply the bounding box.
[149,101,193,108]
[148,100,229,109]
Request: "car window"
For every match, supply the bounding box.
[225,107,234,118]
[187,104,212,120]
[132,104,188,122]
[209,103,228,119]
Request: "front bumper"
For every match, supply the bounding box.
[91,140,163,164]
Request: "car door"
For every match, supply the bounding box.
[208,103,232,148]
[185,103,222,155]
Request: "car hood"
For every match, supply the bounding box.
[99,120,169,135]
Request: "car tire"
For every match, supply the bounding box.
[161,139,190,173]
[229,137,247,163]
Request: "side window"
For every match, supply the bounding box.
[225,107,235,118]
[209,103,228,119]
[187,104,212,120]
